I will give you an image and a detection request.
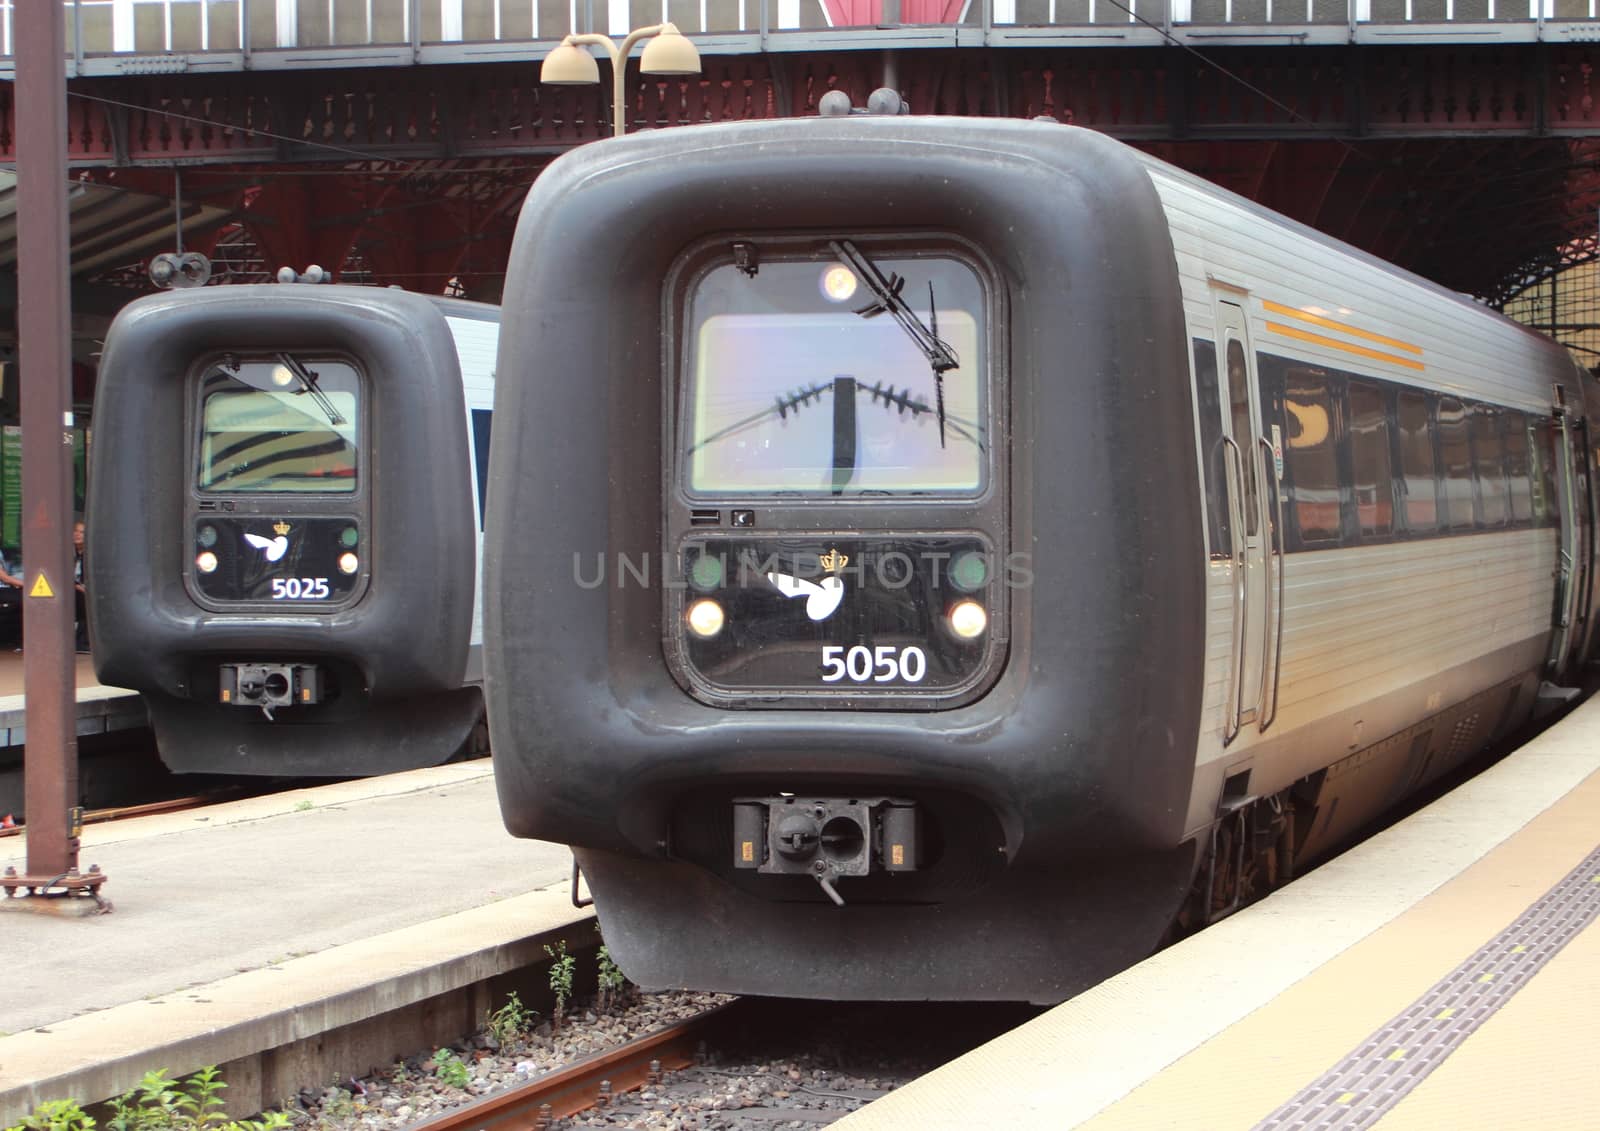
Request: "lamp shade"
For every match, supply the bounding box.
[639,25,701,76]
[541,40,601,84]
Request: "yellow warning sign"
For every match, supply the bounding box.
[28,573,54,599]
[740,841,754,863]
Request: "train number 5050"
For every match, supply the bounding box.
[819,644,927,684]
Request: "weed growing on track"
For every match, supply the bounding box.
[484,991,538,1046]
[107,1067,292,1131]
[5,1068,292,1131]
[428,1051,471,1091]
[4,1099,94,1131]
[545,941,575,1030]
[596,945,628,1012]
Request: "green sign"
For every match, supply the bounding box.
[0,425,88,553]
[2,426,18,551]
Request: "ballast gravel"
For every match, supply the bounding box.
[283,990,904,1131]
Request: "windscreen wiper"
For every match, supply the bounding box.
[829,240,960,448]
[684,379,982,455]
[274,353,346,426]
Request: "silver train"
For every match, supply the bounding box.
[87,285,498,777]
[483,116,1600,1001]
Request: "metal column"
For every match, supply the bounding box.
[2,0,108,914]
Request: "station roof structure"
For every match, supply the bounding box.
[3,1,1600,317]
[0,172,233,283]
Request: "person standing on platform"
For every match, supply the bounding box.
[73,517,88,653]
[0,546,21,650]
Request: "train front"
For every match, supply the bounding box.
[487,117,1208,1001]
[87,285,481,777]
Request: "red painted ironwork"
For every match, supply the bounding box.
[2,42,1597,300]
[4,45,1598,168]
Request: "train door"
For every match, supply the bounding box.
[1581,418,1600,663]
[1215,296,1282,742]
[1549,404,1585,676]
[1572,415,1597,664]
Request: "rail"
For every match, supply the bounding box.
[4,0,1598,75]
[403,998,749,1131]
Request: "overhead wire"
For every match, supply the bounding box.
[66,88,403,163]
[1090,0,1378,167]
[1087,0,1598,304]
[61,31,1597,309]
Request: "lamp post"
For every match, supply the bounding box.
[540,24,702,138]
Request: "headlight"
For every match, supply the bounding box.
[948,599,987,639]
[687,599,726,638]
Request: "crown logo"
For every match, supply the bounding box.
[272,521,291,536]
[818,549,848,573]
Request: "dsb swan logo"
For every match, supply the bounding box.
[767,548,848,622]
[767,573,846,621]
[244,521,291,563]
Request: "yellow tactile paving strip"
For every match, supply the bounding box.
[1253,842,1600,1127]
[1377,901,1600,1130]
[832,707,1600,1131]
[1076,767,1600,1130]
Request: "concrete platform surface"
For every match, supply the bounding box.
[0,761,582,1121]
[2,762,570,1033]
[835,695,1600,1130]
[0,651,145,747]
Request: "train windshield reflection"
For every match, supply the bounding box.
[683,249,987,496]
[196,356,360,493]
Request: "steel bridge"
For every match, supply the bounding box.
[4,0,1600,320]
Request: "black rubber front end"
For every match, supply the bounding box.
[88,285,478,775]
[486,118,1206,997]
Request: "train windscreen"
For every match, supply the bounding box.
[196,356,360,493]
[683,247,987,496]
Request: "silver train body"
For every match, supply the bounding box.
[484,117,1600,1001]
[88,285,498,776]
[1153,157,1599,856]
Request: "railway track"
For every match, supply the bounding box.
[388,996,1042,1131]
[407,1000,751,1131]
[0,792,224,838]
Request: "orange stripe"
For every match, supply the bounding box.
[1265,321,1426,372]
[1262,299,1423,356]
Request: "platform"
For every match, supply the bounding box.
[834,695,1600,1130]
[0,651,146,748]
[0,762,587,1124]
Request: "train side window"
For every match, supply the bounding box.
[1503,414,1533,526]
[1192,340,1232,559]
[1225,339,1259,538]
[1283,369,1341,547]
[1395,390,1438,534]
[1348,380,1394,539]
[1530,418,1558,526]
[1470,405,1509,528]
[1436,397,1475,531]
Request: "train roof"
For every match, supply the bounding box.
[530,116,1572,374]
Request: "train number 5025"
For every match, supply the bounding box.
[819,644,927,684]
[270,577,331,600]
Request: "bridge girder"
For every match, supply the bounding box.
[10,43,1600,300]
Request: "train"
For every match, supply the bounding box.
[480,113,1600,1003]
[86,284,498,777]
